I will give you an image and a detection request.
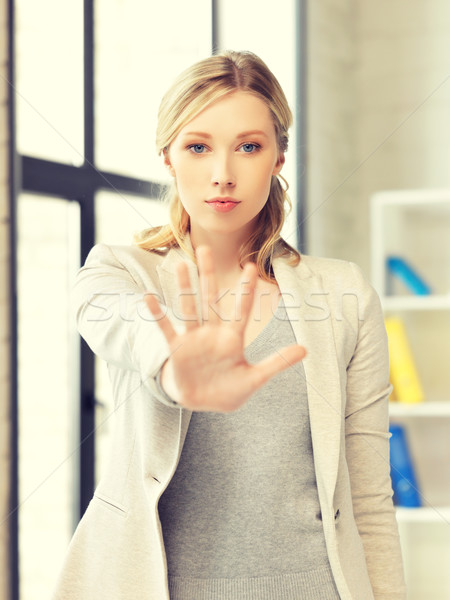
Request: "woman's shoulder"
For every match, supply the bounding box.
[89,241,168,258]
[298,253,370,285]
[84,242,177,269]
[78,243,189,290]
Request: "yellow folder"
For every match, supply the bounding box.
[385,317,424,404]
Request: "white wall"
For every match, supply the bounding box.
[306,0,359,263]
[307,0,450,274]
[357,0,450,272]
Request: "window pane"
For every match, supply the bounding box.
[95,189,169,245]
[95,0,212,181]
[94,190,169,482]
[18,194,80,598]
[15,0,84,165]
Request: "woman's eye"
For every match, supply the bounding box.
[189,144,207,154]
[240,143,260,153]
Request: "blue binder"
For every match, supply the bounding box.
[389,423,422,507]
[386,256,432,295]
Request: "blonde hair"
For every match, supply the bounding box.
[134,50,300,280]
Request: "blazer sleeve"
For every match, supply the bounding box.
[72,243,182,407]
[344,262,407,599]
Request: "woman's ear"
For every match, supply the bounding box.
[163,148,176,177]
[272,153,285,176]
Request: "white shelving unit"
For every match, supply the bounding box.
[388,401,450,418]
[371,189,450,600]
[395,506,450,524]
[383,294,450,312]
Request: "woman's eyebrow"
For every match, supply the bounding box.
[181,130,269,140]
[236,130,269,139]
[181,131,212,139]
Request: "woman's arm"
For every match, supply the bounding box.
[72,243,178,401]
[344,262,407,599]
[73,244,306,413]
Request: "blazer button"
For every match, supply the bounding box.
[334,508,340,521]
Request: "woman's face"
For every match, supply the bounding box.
[165,91,284,246]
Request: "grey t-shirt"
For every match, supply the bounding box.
[158,300,340,599]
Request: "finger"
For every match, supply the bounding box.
[176,261,199,331]
[144,293,178,345]
[233,262,257,335]
[251,344,307,388]
[196,246,221,324]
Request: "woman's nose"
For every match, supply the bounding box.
[211,155,236,187]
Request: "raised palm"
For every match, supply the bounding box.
[145,246,306,412]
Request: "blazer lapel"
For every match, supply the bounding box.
[273,257,343,511]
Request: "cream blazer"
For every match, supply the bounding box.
[53,242,407,600]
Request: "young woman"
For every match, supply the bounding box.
[54,51,406,599]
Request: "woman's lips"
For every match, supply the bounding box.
[205,198,240,213]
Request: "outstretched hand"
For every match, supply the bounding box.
[145,246,306,412]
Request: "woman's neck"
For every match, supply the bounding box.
[189,228,246,288]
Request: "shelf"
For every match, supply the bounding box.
[372,188,450,209]
[382,295,450,311]
[395,506,450,524]
[389,401,450,418]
